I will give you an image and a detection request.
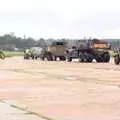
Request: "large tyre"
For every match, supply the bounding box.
[83,52,88,62]
[35,56,38,59]
[103,53,110,62]
[24,54,30,59]
[95,53,110,63]
[31,56,35,60]
[87,53,94,62]
[114,56,120,65]
[0,51,5,60]
[95,54,103,62]
[41,54,46,61]
[0,54,5,60]
[66,52,72,62]
[0,55,5,60]
[67,57,72,62]
[24,55,26,59]
[46,52,53,61]
[83,52,93,62]
[59,56,66,61]
[79,52,84,62]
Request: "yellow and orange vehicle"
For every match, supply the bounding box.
[65,39,111,62]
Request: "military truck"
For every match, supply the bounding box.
[65,39,111,62]
[24,47,45,60]
[43,41,67,61]
[113,48,120,65]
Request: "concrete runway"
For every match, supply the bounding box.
[0,57,120,120]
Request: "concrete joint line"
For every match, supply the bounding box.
[0,99,54,120]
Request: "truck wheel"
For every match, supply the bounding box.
[24,54,30,59]
[114,56,120,65]
[67,57,72,62]
[0,54,5,60]
[79,52,84,62]
[60,56,66,61]
[66,53,72,62]
[95,55,103,62]
[0,52,5,60]
[103,53,110,62]
[84,52,93,62]
[32,56,34,60]
[31,55,35,60]
[0,55,5,60]
[46,53,53,61]
[83,53,88,62]
[35,57,38,59]
[24,55,26,59]
[87,53,93,62]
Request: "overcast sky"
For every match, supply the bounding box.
[0,0,120,39]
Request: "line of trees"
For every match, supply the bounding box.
[0,33,120,51]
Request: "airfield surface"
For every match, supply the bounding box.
[0,57,120,120]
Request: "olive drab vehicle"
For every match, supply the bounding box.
[113,48,120,65]
[65,39,111,62]
[0,51,5,60]
[43,41,67,61]
[24,49,31,59]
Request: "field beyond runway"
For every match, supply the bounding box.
[0,57,120,120]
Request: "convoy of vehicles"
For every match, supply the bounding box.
[23,38,120,65]
[2,38,120,65]
[24,41,67,61]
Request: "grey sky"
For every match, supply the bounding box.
[0,0,120,39]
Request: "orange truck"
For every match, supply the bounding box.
[65,39,111,62]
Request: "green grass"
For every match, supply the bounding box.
[4,51,24,57]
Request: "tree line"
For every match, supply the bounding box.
[0,33,120,51]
